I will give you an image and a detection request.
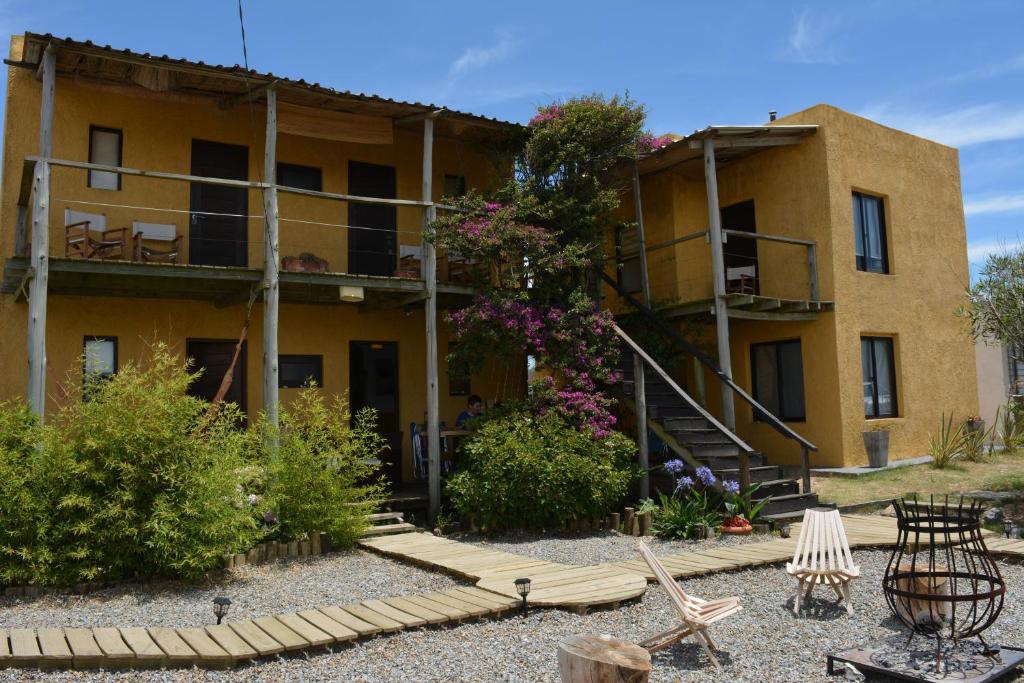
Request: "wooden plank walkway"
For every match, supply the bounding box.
[4,515,1022,671]
[0,586,519,671]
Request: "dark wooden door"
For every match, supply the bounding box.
[721,199,759,294]
[350,341,401,483]
[186,339,246,413]
[190,140,249,267]
[348,161,397,276]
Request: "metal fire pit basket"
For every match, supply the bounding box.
[882,497,1006,658]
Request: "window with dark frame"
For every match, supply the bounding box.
[861,336,898,418]
[447,342,470,396]
[276,163,323,192]
[444,174,467,198]
[750,339,806,422]
[83,336,118,380]
[853,191,889,273]
[615,224,643,294]
[278,354,324,389]
[88,126,122,190]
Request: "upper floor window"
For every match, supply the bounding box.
[278,354,323,388]
[88,126,122,190]
[277,163,322,192]
[448,342,470,396]
[444,174,467,198]
[861,336,898,418]
[853,191,888,273]
[750,339,806,422]
[83,336,117,380]
[615,225,643,294]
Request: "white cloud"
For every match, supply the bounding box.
[778,9,843,64]
[965,193,1024,216]
[967,239,1016,265]
[447,31,519,81]
[860,102,1024,147]
[940,54,1024,86]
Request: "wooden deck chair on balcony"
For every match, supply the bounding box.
[132,221,182,263]
[786,508,860,615]
[65,209,128,260]
[397,244,422,278]
[725,265,756,294]
[637,541,742,670]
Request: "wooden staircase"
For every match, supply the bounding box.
[614,339,820,523]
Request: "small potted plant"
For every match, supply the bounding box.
[965,415,984,433]
[863,423,894,468]
[719,480,769,535]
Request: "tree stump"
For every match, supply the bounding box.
[623,508,635,536]
[895,563,952,626]
[608,512,621,533]
[638,512,651,537]
[557,634,651,683]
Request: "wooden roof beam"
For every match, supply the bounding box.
[218,80,278,109]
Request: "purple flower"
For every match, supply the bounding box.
[695,466,716,487]
[723,479,740,495]
[663,459,685,475]
[674,476,694,492]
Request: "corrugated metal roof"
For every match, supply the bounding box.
[19,32,521,131]
[637,124,819,176]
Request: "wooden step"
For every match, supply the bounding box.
[366,512,404,522]
[711,464,783,483]
[757,492,820,517]
[361,522,418,537]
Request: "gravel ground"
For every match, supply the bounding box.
[0,550,458,629]
[1,538,1021,682]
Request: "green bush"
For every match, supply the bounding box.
[929,413,965,469]
[0,404,52,585]
[262,389,385,548]
[445,409,636,530]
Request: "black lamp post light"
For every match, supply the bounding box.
[514,578,531,615]
[213,596,232,625]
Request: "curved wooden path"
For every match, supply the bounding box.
[2,515,1021,671]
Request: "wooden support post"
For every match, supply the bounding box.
[27,45,55,418]
[622,508,634,536]
[638,511,651,537]
[262,86,280,439]
[633,353,649,499]
[631,163,652,499]
[422,115,441,522]
[608,512,620,532]
[807,242,819,301]
[801,446,812,494]
[693,356,706,407]
[702,138,735,431]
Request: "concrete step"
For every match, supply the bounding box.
[756,492,820,517]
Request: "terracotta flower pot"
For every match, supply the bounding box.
[720,523,753,535]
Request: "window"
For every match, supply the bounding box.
[750,340,806,422]
[615,225,643,294]
[444,174,467,198]
[853,191,888,273]
[88,126,122,190]
[279,354,323,388]
[448,342,470,396]
[862,337,898,418]
[83,336,117,379]
[277,163,322,192]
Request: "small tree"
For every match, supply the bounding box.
[961,247,1024,358]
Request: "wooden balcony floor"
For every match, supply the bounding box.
[2,257,476,309]
[659,293,835,322]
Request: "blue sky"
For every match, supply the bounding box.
[3,1,1022,270]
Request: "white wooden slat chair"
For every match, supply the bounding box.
[786,508,860,615]
[132,222,182,263]
[637,541,742,670]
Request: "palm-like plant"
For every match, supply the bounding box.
[929,413,965,469]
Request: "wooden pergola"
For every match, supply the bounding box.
[8,33,520,520]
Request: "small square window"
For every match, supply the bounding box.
[448,342,470,396]
[277,163,323,192]
[861,336,898,418]
[83,336,117,378]
[853,191,889,273]
[444,174,467,198]
[615,225,642,294]
[279,354,323,388]
[88,126,122,190]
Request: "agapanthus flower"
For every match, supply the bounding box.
[696,466,716,487]
[663,459,686,475]
[723,479,740,495]
[675,476,694,492]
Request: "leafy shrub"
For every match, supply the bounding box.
[446,409,636,530]
[962,421,995,462]
[650,491,722,540]
[997,403,1024,451]
[0,404,52,585]
[261,389,385,548]
[723,481,770,524]
[929,413,965,469]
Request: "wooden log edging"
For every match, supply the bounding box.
[0,586,520,671]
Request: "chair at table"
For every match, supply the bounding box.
[447,251,479,283]
[65,209,129,260]
[132,221,182,263]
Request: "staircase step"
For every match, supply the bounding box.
[711,464,782,483]
[756,492,820,517]
[695,451,766,468]
[751,479,800,498]
[648,405,701,420]
[762,503,836,525]
[662,417,708,430]
[361,523,418,537]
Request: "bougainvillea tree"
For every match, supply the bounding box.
[430,94,671,438]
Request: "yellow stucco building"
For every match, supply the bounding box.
[611,104,977,473]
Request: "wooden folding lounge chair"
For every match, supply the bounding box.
[637,541,742,670]
[786,508,860,615]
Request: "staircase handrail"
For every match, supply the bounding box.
[599,268,818,454]
[615,323,755,456]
